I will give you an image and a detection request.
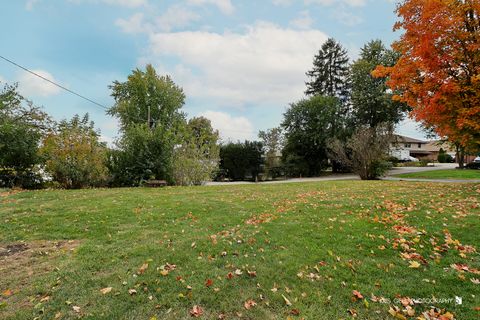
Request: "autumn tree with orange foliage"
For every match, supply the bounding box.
[374,0,480,166]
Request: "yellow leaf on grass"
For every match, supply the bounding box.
[160,270,169,276]
[100,287,112,295]
[409,261,421,269]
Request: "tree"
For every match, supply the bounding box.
[373,0,480,167]
[108,64,186,131]
[281,95,344,176]
[328,124,393,180]
[305,38,350,102]
[41,114,108,189]
[0,82,51,188]
[106,123,176,186]
[107,65,186,184]
[258,127,284,178]
[351,40,407,128]
[219,141,264,181]
[172,117,220,186]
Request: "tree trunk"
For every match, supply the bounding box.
[458,147,465,169]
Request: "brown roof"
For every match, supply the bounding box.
[393,134,427,144]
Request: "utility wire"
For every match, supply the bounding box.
[0,55,108,110]
[0,55,258,135]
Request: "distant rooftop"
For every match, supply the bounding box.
[393,134,427,144]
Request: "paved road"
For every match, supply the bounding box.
[205,163,480,186]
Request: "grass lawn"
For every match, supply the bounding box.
[0,181,479,320]
[395,169,480,180]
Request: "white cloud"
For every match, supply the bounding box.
[116,5,200,34]
[67,0,147,7]
[333,8,363,26]
[17,70,61,97]
[290,11,314,29]
[187,0,235,15]
[199,111,255,142]
[305,0,367,6]
[102,0,147,6]
[25,0,40,10]
[147,22,328,108]
[115,13,147,34]
[155,5,200,32]
[271,0,292,6]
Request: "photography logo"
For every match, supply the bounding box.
[455,296,462,305]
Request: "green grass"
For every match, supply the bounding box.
[1,181,479,319]
[396,169,480,180]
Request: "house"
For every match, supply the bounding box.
[390,135,476,163]
[390,135,430,160]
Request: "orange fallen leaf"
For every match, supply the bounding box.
[205,279,213,287]
[190,305,203,317]
[138,263,148,275]
[2,289,12,297]
[352,290,364,299]
[244,299,257,310]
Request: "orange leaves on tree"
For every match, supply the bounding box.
[374,0,480,149]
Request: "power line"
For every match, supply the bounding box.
[0,55,108,110]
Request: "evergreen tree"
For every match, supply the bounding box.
[305,38,350,102]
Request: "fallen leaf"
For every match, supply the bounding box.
[205,279,213,287]
[138,263,149,275]
[160,270,169,276]
[128,289,137,295]
[352,290,364,299]
[244,299,257,310]
[72,306,81,313]
[2,289,12,297]
[282,294,292,306]
[409,261,421,269]
[100,287,112,295]
[190,305,203,317]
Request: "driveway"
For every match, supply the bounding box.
[205,163,480,186]
[387,163,458,175]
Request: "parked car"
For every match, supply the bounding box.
[404,156,419,162]
[474,156,480,163]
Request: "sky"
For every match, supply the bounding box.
[0,0,426,144]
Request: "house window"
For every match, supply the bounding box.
[404,143,411,148]
[418,143,422,148]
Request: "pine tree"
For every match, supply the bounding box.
[305,38,350,101]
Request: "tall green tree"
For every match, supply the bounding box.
[0,82,50,188]
[107,65,186,185]
[305,38,350,102]
[281,95,344,176]
[350,40,407,128]
[108,64,186,131]
[172,117,220,186]
[219,141,264,181]
[41,114,108,189]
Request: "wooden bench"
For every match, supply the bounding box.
[144,180,168,187]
